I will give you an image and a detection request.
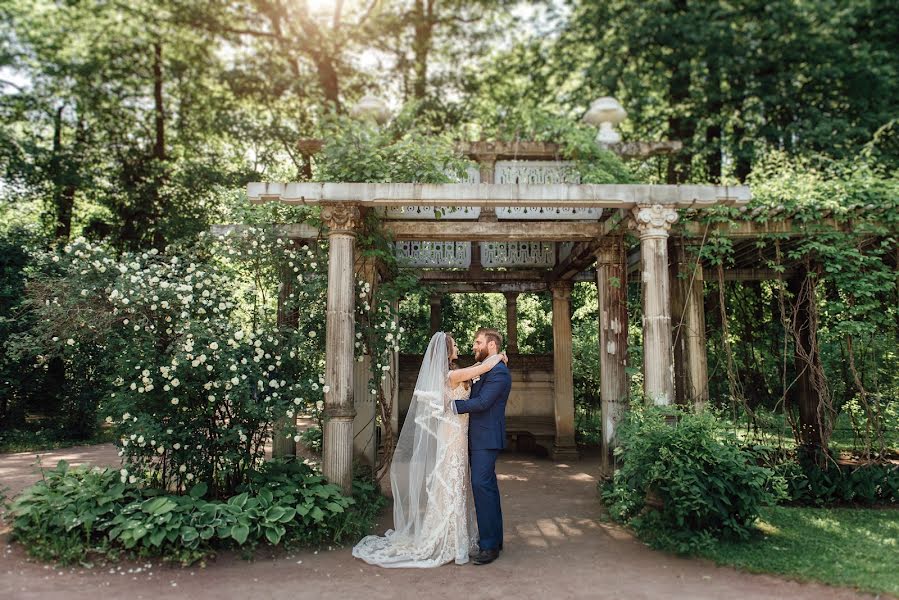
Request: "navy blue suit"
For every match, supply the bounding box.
[454,360,511,552]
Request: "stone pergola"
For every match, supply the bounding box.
[248,161,751,492]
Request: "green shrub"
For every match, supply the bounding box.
[602,407,785,554]
[299,426,323,454]
[8,458,384,565]
[775,454,899,506]
[7,460,142,563]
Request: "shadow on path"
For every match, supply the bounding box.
[0,445,874,599]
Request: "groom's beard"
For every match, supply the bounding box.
[474,348,487,362]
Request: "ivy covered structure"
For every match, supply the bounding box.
[248,139,763,491]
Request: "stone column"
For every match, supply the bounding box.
[550,281,578,461]
[670,240,709,410]
[429,294,442,336]
[321,203,360,493]
[353,259,379,468]
[504,292,519,353]
[477,154,497,221]
[632,204,678,405]
[595,238,628,476]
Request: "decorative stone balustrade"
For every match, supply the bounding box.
[394,241,472,268]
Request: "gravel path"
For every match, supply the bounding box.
[0,444,877,600]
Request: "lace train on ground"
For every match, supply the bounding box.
[352,382,478,568]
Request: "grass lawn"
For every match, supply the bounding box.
[0,426,115,454]
[701,506,899,596]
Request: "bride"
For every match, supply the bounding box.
[352,331,507,568]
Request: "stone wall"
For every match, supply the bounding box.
[397,353,555,422]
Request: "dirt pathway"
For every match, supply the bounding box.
[0,444,875,599]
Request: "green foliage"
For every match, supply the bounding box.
[314,113,471,185]
[691,152,898,455]
[299,426,323,454]
[6,233,331,496]
[8,459,383,566]
[602,407,785,554]
[774,455,899,506]
[8,460,143,564]
[0,227,39,427]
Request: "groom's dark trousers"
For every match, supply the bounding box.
[455,361,512,552]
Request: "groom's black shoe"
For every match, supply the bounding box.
[472,548,500,565]
[470,543,503,558]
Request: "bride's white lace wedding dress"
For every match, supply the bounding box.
[352,380,478,568]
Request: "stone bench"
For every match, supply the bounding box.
[506,415,555,456]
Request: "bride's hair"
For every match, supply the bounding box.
[445,333,457,370]
[445,333,470,389]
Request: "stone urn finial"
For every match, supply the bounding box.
[350,94,391,125]
[583,97,627,145]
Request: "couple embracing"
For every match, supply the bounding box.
[353,328,511,568]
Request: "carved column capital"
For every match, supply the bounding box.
[631,204,678,239]
[550,280,573,300]
[321,203,361,236]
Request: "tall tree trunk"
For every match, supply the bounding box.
[704,56,722,183]
[787,272,824,453]
[151,40,167,249]
[51,107,78,241]
[665,0,694,184]
[411,0,435,101]
[153,41,166,161]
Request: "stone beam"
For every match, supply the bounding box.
[386,221,609,242]
[419,269,545,282]
[680,218,844,238]
[248,182,751,209]
[432,282,550,294]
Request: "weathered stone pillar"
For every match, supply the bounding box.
[429,294,442,336]
[632,204,678,405]
[504,292,519,353]
[670,240,709,410]
[595,238,628,476]
[321,203,360,493]
[353,259,379,468]
[477,153,497,221]
[550,281,579,461]
[388,300,400,437]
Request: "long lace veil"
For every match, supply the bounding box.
[388,331,459,544]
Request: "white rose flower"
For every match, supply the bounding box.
[171,398,179,405]
[322,385,331,394]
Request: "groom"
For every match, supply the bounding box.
[453,327,512,566]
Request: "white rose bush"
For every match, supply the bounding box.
[6,228,387,563]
